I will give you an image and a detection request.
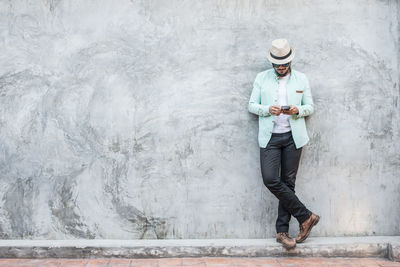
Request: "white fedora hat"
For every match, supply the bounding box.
[266,38,295,64]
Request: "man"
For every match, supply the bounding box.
[248,39,320,249]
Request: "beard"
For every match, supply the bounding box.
[274,66,291,77]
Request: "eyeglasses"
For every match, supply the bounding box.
[272,63,290,68]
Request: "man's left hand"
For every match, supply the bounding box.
[282,105,299,115]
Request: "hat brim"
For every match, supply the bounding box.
[266,48,295,64]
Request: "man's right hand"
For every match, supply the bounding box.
[269,105,282,116]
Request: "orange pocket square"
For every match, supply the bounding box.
[296,90,303,93]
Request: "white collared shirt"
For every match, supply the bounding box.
[272,74,292,133]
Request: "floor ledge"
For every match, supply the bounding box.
[0,236,399,261]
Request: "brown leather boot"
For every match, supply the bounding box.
[295,213,320,243]
[276,232,296,249]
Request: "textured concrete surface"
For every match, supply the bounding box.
[0,236,399,261]
[0,0,399,240]
[0,257,399,267]
[391,240,400,262]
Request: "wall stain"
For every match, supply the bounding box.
[4,177,35,238]
[49,169,96,238]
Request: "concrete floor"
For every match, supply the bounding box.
[0,257,398,266]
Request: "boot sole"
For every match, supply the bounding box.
[276,238,296,249]
[296,215,320,243]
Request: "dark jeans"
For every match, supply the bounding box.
[260,131,312,233]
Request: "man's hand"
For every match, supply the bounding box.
[282,105,299,115]
[269,105,282,116]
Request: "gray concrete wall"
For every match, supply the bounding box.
[0,0,398,239]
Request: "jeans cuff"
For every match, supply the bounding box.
[276,227,289,233]
[297,210,312,225]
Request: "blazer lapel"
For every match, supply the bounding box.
[286,73,296,105]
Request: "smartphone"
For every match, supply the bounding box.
[281,105,290,110]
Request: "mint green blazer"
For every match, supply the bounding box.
[248,68,314,149]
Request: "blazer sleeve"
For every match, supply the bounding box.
[248,74,271,117]
[294,75,314,118]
